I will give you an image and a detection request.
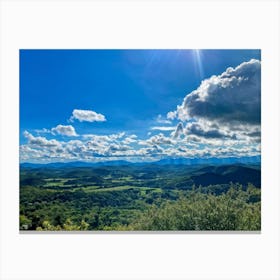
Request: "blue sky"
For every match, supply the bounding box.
[20,49,261,163]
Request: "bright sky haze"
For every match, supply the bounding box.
[20,49,261,163]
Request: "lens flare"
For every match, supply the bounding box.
[193,49,205,80]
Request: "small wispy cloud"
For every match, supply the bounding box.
[151,126,176,131]
[34,128,51,134]
[156,114,172,124]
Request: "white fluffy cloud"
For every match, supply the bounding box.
[168,59,261,125]
[167,111,177,120]
[70,109,106,122]
[139,133,175,146]
[83,132,125,143]
[23,131,61,147]
[122,135,138,144]
[21,128,260,162]
[34,128,51,134]
[166,59,261,147]
[51,125,78,136]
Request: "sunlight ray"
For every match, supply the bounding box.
[193,49,205,80]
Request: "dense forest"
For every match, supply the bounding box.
[20,163,261,231]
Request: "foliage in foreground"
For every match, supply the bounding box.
[20,183,260,231]
[130,185,261,231]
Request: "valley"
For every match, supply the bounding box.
[20,162,261,231]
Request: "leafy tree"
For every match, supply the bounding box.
[130,185,261,231]
[20,215,32,230]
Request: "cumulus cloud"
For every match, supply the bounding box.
[23,131,61,147]
[34,128,51,134]
[21,128,260,162]
[122,135,138,145]
[167,111,177,120]
[165,59,261,148]
[169,59,261,125]
[83,132,125,143]
[140,133,175,146]
[107,143,131,154]
[20,145,46,161]
[142,145,164,157]
[70,109,106,122]
[65,140,87,157]
[185,122,235,139]
[171,122,184,139]
[51,125,78,136]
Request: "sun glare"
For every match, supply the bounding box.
[193,49,205,80]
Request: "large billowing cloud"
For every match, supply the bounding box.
[168,59,261,125]
[185,122,236,139]
[51,124,78,136]
[70,109,106,122]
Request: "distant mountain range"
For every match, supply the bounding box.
[154,156,260,166]
[20,156,260,168]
